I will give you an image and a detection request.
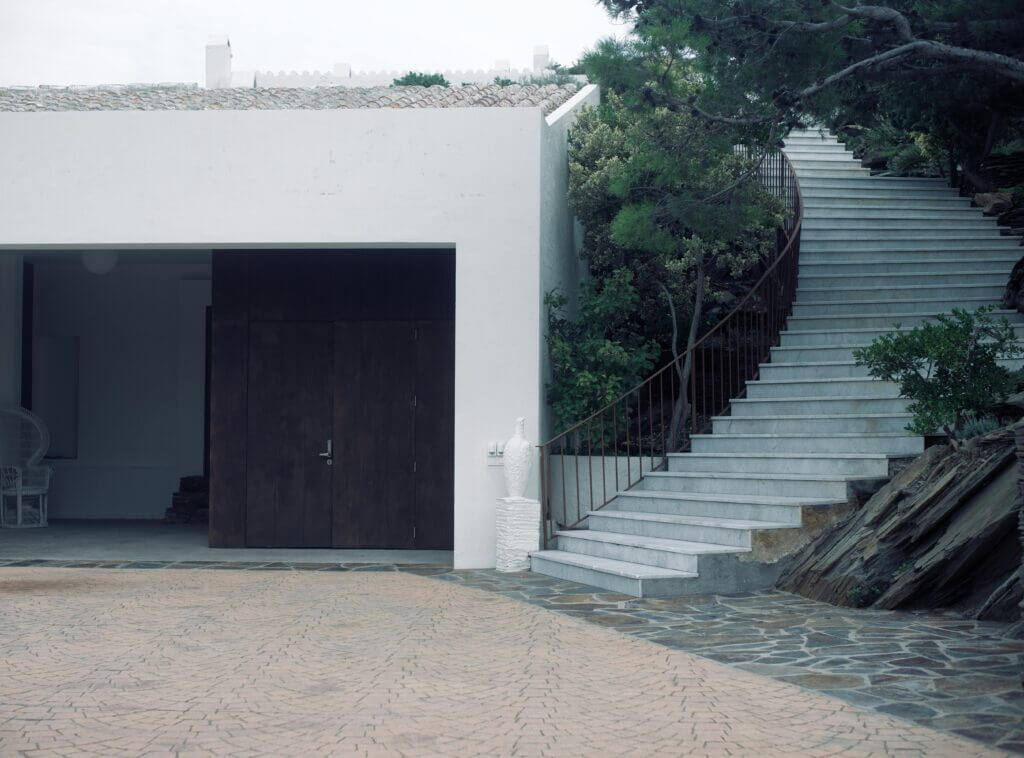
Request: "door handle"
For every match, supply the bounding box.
[319,439,333,463]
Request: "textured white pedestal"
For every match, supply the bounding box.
[495,497,541,572]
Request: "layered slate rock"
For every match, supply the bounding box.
[0,82,580,115]
[778,422,1023,623]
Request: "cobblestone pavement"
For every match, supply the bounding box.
[437,570,1024,754]
[0,568,1001,757]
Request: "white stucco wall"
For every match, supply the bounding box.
[0,85,597,566]
[31,260,211,519]
[538,86,600,444]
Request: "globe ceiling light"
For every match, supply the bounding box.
[81,250,119,275]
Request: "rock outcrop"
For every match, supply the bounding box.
[778,422,1023,623]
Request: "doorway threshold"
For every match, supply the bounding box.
[0,521,452,567]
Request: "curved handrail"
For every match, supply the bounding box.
[539,150,803,540]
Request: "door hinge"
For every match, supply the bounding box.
[413,526,417,539]
[413,327,419,341]
[411,395,418,408]
[413,460,418,473]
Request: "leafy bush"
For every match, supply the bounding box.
[545,271,659,433]
[391,72,449,88]
[853,307,1023,441]
[954,414,1001,441]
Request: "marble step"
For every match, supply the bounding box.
[746,377,900,399]
[793,283,1005,303]
[554,530,740,572]
[690,433,923,455]
[780,323,1024,347]
[640,470,851,499]
[529,550,698,598]
[666,452,891,477]
[801,208,984,220]
[712,413,912,435]
[730,395,910,417]
[801,217,993,230]
[801,239,1018,253]
[803,196,970,208]
[786,309,1023,331]
[587,509,795,547]
[610,489,831,524]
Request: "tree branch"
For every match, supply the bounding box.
[829,2,915,43]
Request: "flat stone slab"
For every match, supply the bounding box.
[439,569,1024,754]
[0,567,999,757]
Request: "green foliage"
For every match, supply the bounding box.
[846,583,885,608]
[545,274,659,431]
[839,120,946,176]
[593,0,1024,183]
[955,414,1002,441]
[853,307,1024,438]
[391,72,449,88]
[544,88,783,433]
[493,76,515,87]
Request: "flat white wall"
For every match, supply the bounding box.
[538,86,600,442]
[31,260,211,519]
[0,87,597,565]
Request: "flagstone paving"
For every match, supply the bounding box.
[0,567,1005,757]
[437,569,1024,754]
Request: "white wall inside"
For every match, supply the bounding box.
[31,258,211,519]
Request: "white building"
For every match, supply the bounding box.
[204,35,560,89]
[0,79,599,568]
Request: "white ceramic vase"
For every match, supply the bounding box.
[503,417,533,499]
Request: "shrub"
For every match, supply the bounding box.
[545,271,659,434]
[391,72,449,88]
[853,307,1023,443]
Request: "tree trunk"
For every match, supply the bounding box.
[667,254,705,452]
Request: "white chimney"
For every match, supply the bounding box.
[205,35,232,89]
[532,45,550,73]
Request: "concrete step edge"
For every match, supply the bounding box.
[667,451,891,460]
[589,510,794,530]
[555,530,743,555]
[712,413,911,421]
[613,489,844,507]
[530,550,698,579]
[647,470,854,483]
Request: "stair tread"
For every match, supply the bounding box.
[647,470,859,482]
[555,530,743,554]
[750,376,891,384]
[783,324,1013,335]
[794,297,996,306]
[692,432,917,438]
[530,550,698,579]
[614,489,843,506]
[591,510,796,530]
[732,394,903,400]
[667,451,890,459]
[712,413,910,420]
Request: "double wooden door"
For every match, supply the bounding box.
[245,320,454,549]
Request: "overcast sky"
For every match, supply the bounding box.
[0,0,629,87]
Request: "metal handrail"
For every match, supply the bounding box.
[539,150,803,543]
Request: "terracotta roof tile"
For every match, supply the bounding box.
[0,82,580,115]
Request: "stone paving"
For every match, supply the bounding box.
[0,567,1002,757]
[437,569,1024,754]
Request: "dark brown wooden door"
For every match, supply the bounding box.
[332,322,417,548]
[413,320,455,549]
[245,322,334,547]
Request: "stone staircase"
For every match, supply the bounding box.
[530,128,1024,597]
